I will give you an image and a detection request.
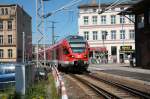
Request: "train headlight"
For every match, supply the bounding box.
[84,55,87,58]
[71,55,75,58]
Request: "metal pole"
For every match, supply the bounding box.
[22,32,25,63]
[52,22,55,44]
[41,0,46,67]
[36,0,39,67]
[121,14,125,63]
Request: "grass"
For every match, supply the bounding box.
[25,73,59,99]
[48,74,59,99]
[0,73,59,99]
[0,86,15,99]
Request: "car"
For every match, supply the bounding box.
[35,67,48,81]
[0,64,15,89]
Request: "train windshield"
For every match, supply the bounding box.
[71,47,85,53]
[69,42,86,53]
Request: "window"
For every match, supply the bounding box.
[129,30,135,40]
[63,48,69,55]
[129,15,134,23]
[70,42,86,53]
[93,31,98,40]
[83,9,88,13]
[111,30,116,40]
[8,49,13,58]
[0,35,3,45]
[83,16,89,25]
[5,8,8,15]
[0,20,3,30]
[8,35,12,44]
[93,9,97,12]
[101,16,106,24]
[1,8,4,15]
[102,31,107,40]
[120,30,125,39]
[120,15,125,24]
[0,49,4,58]
[84,31,89,40]
[111,8,115,11]
[111,15,116,24]
[8,20,12,30]
[120,7,124,11]
[92,16,97,24]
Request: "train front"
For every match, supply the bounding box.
[64,35,89,71]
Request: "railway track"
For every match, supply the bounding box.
[69,73,150,99]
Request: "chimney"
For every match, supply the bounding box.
[91,0,97,5]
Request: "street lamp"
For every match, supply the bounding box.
[22,32,25,63]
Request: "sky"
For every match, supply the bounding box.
[0,0,116,44]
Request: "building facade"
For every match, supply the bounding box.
[78,3,135,63]
[0,4,32,63]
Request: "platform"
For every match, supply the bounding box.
[89,64,150,94]
[89,63,150,82]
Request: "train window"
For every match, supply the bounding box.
[72,47,85,53]
[69,42,85,47]
[66,35,85,42]
[63,48,69,55]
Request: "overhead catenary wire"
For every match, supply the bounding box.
[43,0,83,18]
[105,0,121,10]
[99,0,132,14]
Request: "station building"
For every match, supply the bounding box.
[123,0,150,68]
[78,2,135,64]
[0,4,32,63]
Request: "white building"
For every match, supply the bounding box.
[78,3,135,63]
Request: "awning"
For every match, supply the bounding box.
[90,47,107,52]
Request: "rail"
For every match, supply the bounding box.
[70,74,121,99]
[69,73,150,99]
[87,73,150,99]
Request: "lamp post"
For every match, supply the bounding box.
[22,32,25,63]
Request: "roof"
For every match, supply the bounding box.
[0,4,31,19]
[78,3,133,9]
[0,4,17,7]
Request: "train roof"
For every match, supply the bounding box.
[38,35,86,52]
[65,35,86,42]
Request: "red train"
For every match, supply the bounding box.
[39,35,89,71]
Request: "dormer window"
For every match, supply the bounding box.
[83,9,88,12]
[93,8,97,12]
[120,7,124,11]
